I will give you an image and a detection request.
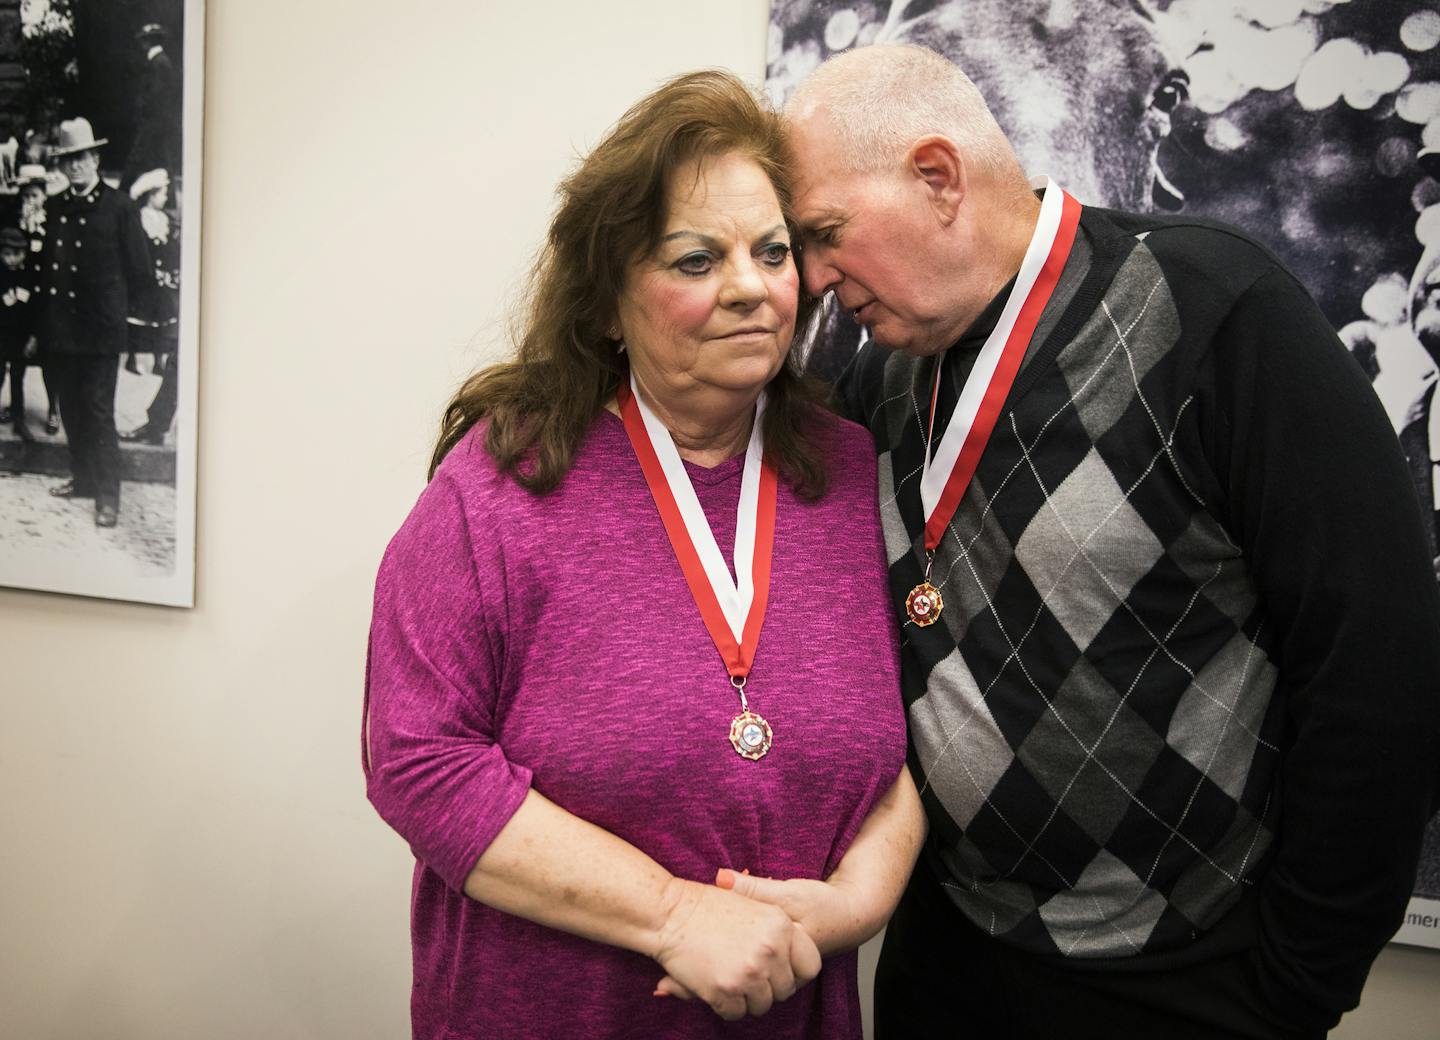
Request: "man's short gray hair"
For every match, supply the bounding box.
[787,44,1020,178]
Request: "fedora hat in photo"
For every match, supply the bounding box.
[49,118,108,159]
[17,163,48,186]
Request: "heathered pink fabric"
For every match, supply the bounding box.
[364,411,905,1039]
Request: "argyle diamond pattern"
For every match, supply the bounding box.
[868,233,1284,957]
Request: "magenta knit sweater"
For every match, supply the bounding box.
[364,411,905,1039]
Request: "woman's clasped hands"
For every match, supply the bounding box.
[651,868,864,1021]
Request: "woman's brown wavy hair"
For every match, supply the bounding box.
[429,69,826,497]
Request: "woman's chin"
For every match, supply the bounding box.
[699,352,788,395]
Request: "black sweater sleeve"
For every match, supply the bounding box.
[1202,265,1440,1028]
[833,340,888,430]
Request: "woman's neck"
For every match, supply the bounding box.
[618,374,759,468]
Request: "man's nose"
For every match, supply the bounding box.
[802,254,840,298]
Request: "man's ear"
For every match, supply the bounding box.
[908,135,965,225]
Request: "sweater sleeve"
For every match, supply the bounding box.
[1202,266,1440,1028]
[833,340,887,429]
[363,471,533,893]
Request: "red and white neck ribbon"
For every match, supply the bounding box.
[920,177,1082,550]
[618,375,777,678]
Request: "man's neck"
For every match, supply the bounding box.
[933,186,1046,355]
[70,178,98,196]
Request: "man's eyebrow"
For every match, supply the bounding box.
[798,212,844,229]
[797,217,845,240]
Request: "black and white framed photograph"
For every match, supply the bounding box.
[0,0,201,607]
[768,0,1440,950]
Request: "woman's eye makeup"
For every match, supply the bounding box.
[675,252,713,275]
[759,242,791,266]
[671,241,791,277]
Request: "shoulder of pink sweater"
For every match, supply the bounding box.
[802,406,879,487]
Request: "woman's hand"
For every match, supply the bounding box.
[650,769,925,1012]
[715,868,868,956]
[708,769,928,958]
[650,878,822,1020]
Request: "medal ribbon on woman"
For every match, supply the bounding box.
[618,376,778,760]
[908,178,1082,628]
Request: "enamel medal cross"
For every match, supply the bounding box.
[905,571,944,628]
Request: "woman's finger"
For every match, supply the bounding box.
[653,975,695,1000]
[769,949,798,1003]
[711,993,747,1022]
[789,922,822,985]
[714,866,750,889]
[717,867,782,904]
[742,979,776,1018]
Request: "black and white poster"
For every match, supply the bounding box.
[768,0,1440,950]
[0,0,202,607]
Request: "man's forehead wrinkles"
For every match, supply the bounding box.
[797,207,847,230]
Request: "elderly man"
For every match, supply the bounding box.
[42,117,151,528]
[784,45,1440,1039]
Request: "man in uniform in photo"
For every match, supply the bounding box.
[783,44,1440,1039]
[41,118,152,528]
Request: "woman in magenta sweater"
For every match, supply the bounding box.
[363,71,924,1038]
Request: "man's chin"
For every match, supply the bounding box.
[868,325,946,358]
[864,319,899,353]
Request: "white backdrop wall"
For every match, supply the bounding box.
[0,2,1433,1036]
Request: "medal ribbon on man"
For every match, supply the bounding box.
[908,178,1082,627]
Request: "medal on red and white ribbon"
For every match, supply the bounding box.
[908,178,1082,627]
[618,376,777,760]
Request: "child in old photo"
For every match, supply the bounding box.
[0,225,38,441]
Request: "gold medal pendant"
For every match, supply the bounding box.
[619,381,779,766]
[906,581,944,627]
[729,710,773,760]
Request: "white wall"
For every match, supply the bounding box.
[0,2,1433,1036]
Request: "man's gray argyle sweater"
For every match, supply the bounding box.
[838,206,1440,1027]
